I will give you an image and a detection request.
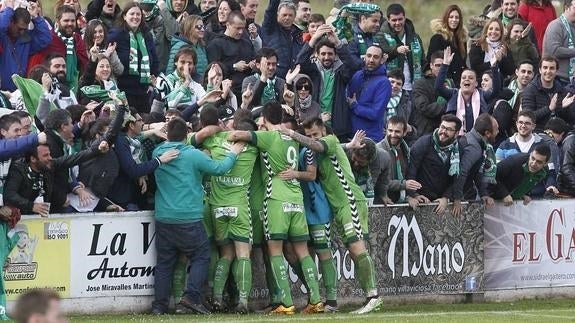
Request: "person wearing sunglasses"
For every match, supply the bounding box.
[292,75,320,124]
[166,15,208,78]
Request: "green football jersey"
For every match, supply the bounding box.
[318,135,366,209]
[249,158,264,211]
[202,132,258,206]
[251,130,303,204]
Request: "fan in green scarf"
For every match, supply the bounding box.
[140,0,160,22]
[80,80,127,103]
[432,129,460,176]
[128,31,151,84]
[56,28,79,92]
[482,139,497,184]
[332,3,380,42]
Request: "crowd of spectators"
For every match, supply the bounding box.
[2,0,575,317]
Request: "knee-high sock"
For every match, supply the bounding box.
[212,258,231,301]
[356,252,377,297]
[320,257,338,301]
[270,255,293,307]
[300,255,321,305]
[233,257,252,306]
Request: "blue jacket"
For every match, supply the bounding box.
[347,64,391,142]
[0,134,39,161]
[261,0,303,78]
[0,9,51,91]
[108,133,160,209]
[165,34,208,78]
[153,141,237,224]
[108,28,159,96]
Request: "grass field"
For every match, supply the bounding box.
[67,299,575,322]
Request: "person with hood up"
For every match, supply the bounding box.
[346,45,391,142]
[292,74,321,124]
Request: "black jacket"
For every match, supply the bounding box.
[522,77,568,131]
[406,134,455,200]
[450,129,487,201]
[4,149,98,214]
[45,130,73,213]
[412,75,446,137]
[558,133,575,195]
[488,153,548,199]
[469,42,515,82]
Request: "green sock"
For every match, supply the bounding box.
[207,245,219,292]
[300,255,321,305]
[320,257,338,301]
[356,252,377,296]
[263,252,281,304]
[233,257,252,306]
[287,259,309,291]
[171,256,187,299]
[213,258,231,301]
[270,255,293,307]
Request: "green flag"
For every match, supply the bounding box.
[11,74,56,117]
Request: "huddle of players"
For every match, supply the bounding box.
[190,101,384,315]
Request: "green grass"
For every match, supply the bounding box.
[67,299,575,322]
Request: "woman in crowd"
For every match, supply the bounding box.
[206,0,240,35]
[78,55,125,105]
[292,74,320,124]
[481,71,494,92]
[506,19,539,66]
[428,5,468,84]
[166,15,208,78]
[108,2,159,114]
[469,18,515,83]
[518,0,556,53]
[84,19,124,77]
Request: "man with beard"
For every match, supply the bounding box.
[378,3,425,92]
[347,45,391,142]
[449,114,499,216]
[0,0,51,92]
[37,55,78,110]
[348,7,382,69]
[4,140,108,216]
[406,114,461,214]
[261,0,303,78]
[85,0,122,30]
[241,48,285,109]
[296,25,361,140]
[377,115,421,204]
[29,6,88,93]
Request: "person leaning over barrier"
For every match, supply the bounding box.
[488,143,552,206]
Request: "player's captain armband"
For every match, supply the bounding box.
[214,207,239,218]
[282,203,303,213]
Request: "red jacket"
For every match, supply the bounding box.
[518,2,557,53]
[27,30,88,75]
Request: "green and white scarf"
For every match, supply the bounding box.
[332,3,380,42]
[126,135,143,163]
[80,80,126,103]
[507,79,520,110]
[482,138,497,184]
[511,163,547,199]
[56,29,79,92]
[432,129,460,176]
[382,32,424,81]
[255,74,276,105]
[390,138,410,202]
[386,92,402,120]
[129,31,151,84]
[560,14,575,79]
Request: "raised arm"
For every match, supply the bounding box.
[281,128,325,153]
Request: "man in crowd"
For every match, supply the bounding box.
[297,25,361,140]
[294,0,312,32]
[412,51,448,137]
[207,12,256,101]
[0,0,51,92]
[378,3,425,92]
[85,0,122,30]
[385,69,415,133]
[489,143,552,205]
[347,45,391,142]
[30,5,88,92]
[377,116,420,204]
[281,117,384,314]
[348,8,382,68]
[542,0,575,84]
[151,117,244,315]
[496,110,559,196]
[406,114,461,213]
[242,48,286,108]
[38,55,79,110]
[261,0,303,78]
[449,114,499,216]
[522,57,574,131]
